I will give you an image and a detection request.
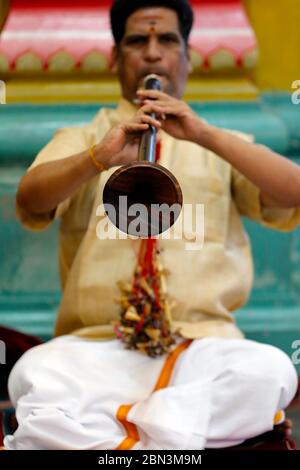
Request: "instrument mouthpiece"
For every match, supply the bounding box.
[143,74,161,91]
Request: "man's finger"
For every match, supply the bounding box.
[136,89,171,100]
[123,123,149,133]
[141,99,178,110]
[140,115,162,127]
[139,103,170,116]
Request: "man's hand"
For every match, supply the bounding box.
[136,89,209,143]
[94,109,162,169]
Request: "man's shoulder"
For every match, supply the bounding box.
[52,106,114,142]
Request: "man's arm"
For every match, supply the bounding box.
[198,126,300,209]
[17,149,99,216]
[17,111,162,217]
[136,89,300,210]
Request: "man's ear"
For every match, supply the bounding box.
[110,45,119,73]
[187,45,193,75]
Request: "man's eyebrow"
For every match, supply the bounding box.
[158,32,181,40]
[122,34,147,45]
[124,33,148,40]
[124,31,181,41]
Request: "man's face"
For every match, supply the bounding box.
[112,7,192,102]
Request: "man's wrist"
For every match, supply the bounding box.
[192,120,219,150]
[93,143,113,170]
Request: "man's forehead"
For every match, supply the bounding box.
[125,7,180,34]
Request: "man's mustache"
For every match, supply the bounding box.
[138,69,169,80]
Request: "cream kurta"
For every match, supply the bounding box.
[16,99,300,340]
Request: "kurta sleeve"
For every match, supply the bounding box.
[16,126,89,231]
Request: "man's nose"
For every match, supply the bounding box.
[144,37,163,61]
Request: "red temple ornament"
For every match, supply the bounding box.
[0,0,258,74]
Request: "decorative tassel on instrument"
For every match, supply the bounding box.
[114,236,176,358]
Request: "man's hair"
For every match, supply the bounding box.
[110,0,194,46]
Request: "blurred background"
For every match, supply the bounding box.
[0,0,299,446]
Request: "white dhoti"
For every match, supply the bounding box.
[4,335,298,450]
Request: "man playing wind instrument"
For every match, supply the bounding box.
[6,0,300,450]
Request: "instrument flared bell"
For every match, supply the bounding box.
[103,161,182,237]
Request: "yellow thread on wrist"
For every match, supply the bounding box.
[88,144,108,172]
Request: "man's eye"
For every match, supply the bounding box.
[160,35,179,44]
[126,37,147,45]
